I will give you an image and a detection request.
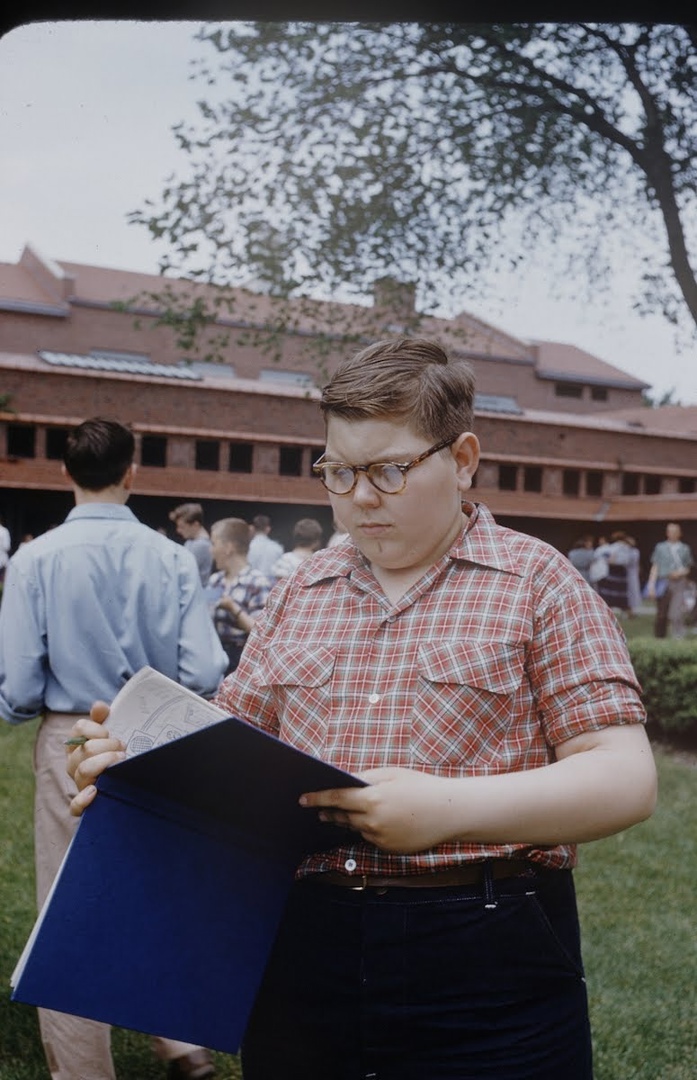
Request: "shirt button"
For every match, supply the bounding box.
[344,858,357,873]
[368,693,380,704]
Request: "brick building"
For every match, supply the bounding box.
[2,243,696,574]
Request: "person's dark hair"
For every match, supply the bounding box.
[169,502,205,526]
[293,517,324,550]
[252,514,271,531]
[320,337,476,441]
[63,418,134,491]
[211,517,251,555]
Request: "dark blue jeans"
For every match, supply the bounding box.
[241,866,593,1079]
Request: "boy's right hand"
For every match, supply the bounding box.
[66,700,126,816]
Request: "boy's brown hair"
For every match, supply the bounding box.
[320,338,476,441]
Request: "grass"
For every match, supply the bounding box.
[618,611,656,640]
[2,709,695,1078]
[575,751,696,1079]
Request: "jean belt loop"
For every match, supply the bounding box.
[483,859,498,910]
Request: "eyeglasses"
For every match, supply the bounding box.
[312,437,455,496]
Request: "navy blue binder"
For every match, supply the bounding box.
[11,714,364,1053]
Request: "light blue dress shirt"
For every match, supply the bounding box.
[0,503,227,722]
[247,532,284,579]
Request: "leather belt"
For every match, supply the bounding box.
[307,858,538,891]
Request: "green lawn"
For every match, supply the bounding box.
[1,720,695,1079]
[618,611,656,640]
[575,751,696,1080]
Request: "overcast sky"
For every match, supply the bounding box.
[1,19,696,404]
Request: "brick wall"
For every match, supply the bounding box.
[0,300,645,415]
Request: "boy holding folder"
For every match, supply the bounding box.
[69,338,656,1080]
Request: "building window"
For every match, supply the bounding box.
[562,469,580,496]
[554,382,584,399]
[678,477,696,494]
[45,427,70,460]
[195,439,220,471]
[279,446,303,477]
[644,474,661,495]
[621,472,640,495]
[498,464,518,491]
[7,423,36,458]
[228,442,253,473]
[141,434,167,468]
[590,386,608,402]
[586,471,603,497]
[523,466,542,493]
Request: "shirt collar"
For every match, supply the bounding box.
[299,536,365,585]
[65,503,139,523]
[452,501,524,576]
[299,501,523,587]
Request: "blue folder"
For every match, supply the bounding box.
[11,714,364,1053]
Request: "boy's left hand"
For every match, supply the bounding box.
[300,767,457,853]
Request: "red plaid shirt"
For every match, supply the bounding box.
[215,502,645,874]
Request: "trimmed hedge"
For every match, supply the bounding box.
[628,637,697,737]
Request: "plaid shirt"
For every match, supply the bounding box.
[207,566,271,644]
[215,502,645,875]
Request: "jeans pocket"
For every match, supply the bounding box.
[523,878,586,979]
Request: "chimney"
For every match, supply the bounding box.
[372,277,417,321]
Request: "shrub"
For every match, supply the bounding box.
[628,638,697,736]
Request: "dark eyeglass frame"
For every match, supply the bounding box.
[312,437,456,495]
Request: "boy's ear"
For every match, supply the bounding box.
[122,463,137,490]
[451,432,480,494]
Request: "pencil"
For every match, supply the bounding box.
[64,736,89,746]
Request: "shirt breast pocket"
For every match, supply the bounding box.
[411,640,527,769]
[254,642,336,754]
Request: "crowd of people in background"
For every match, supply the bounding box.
[165,507,336,672]
[2,502,695,646]
[567,523,696,638]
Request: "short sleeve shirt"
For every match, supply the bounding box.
[650,540,693,578]
[214,502,645,875]
[207,566,271,644]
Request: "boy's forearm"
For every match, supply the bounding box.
[441,728,657,848]
[305,725,657,855]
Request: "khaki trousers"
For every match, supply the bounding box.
[34,713,206,1080]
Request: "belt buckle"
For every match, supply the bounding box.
[349,874,370,891]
